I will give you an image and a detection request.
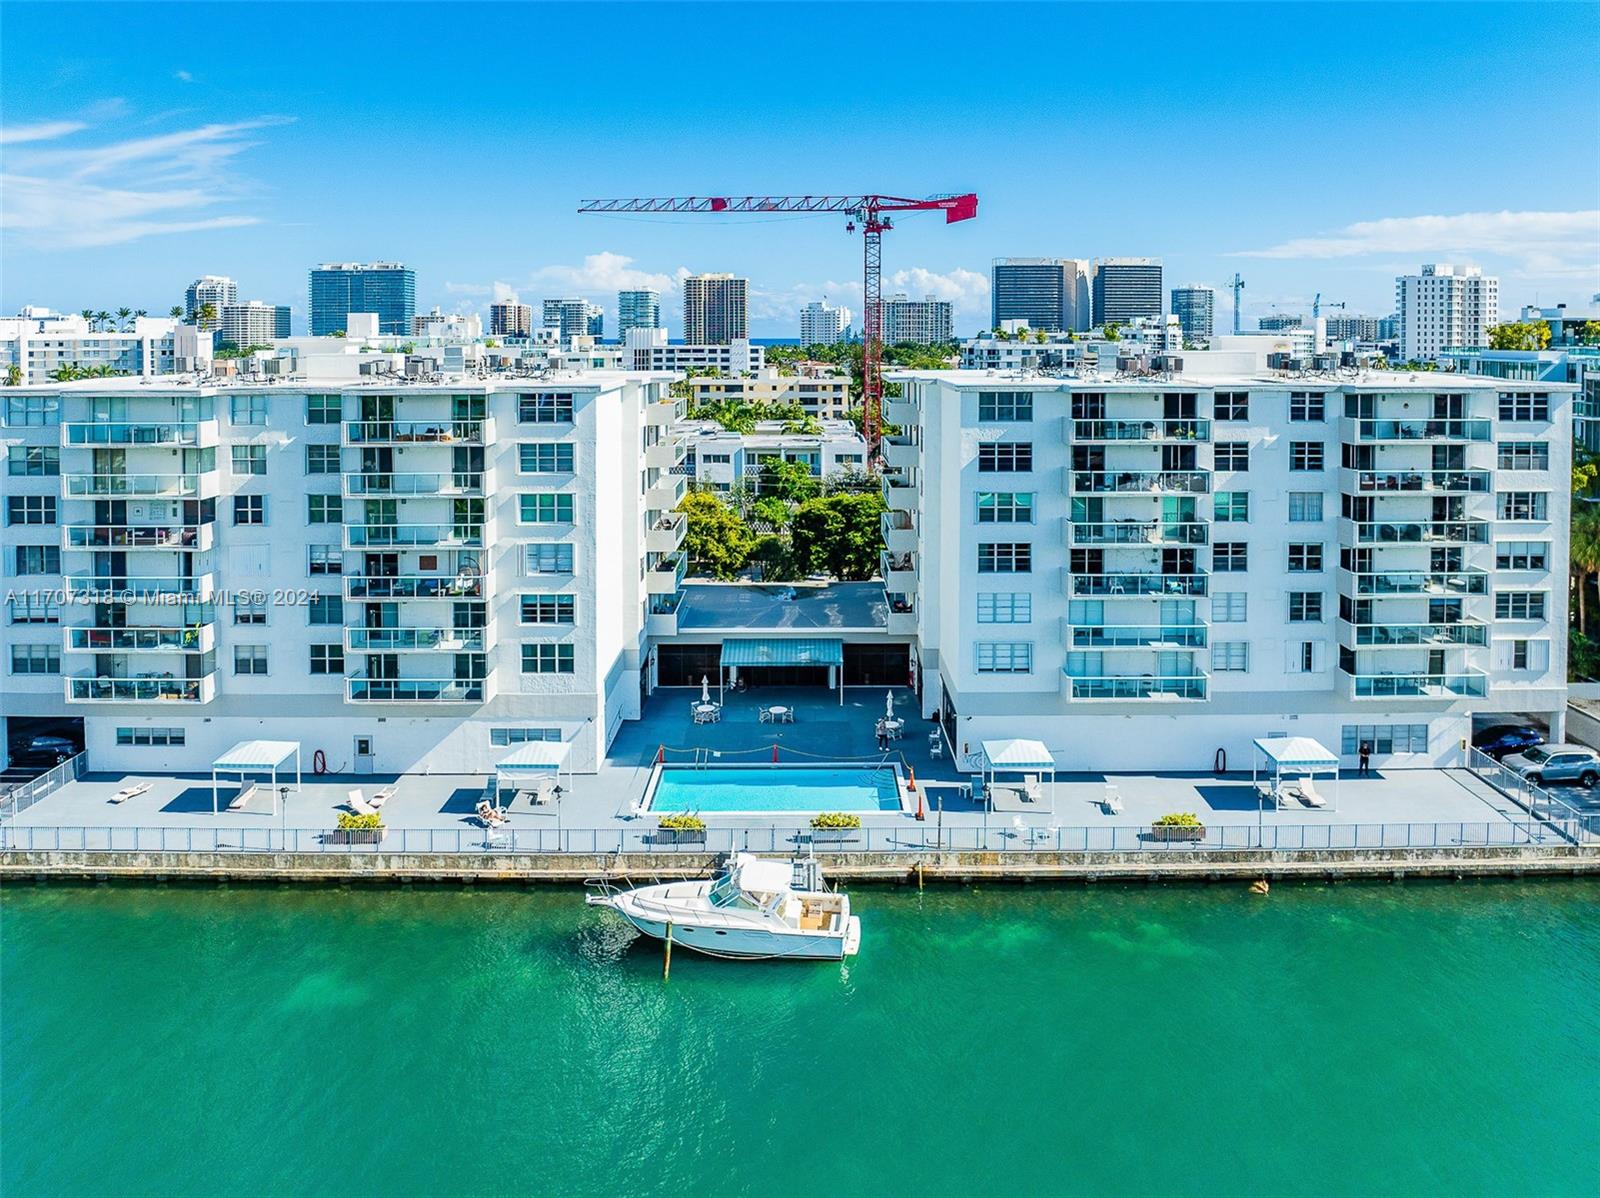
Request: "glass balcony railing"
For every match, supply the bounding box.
[1346,669,1488,698]
[345,675,486,702]
[1070,624,1208,649]
[343,574,484,600]
[64,523,211,550]
[65,625,214,652]
[1352,520,1490,545]
[65,672,215,703]
[344,627,487,652]
[1350,418,1492,442]
[63,472,205,497]
[1069,520,1207,545]
[1071,572,1208,597]
[343,524,484,548]
[1071,418,1211,443]
[62,421,211,446]
[1071,471,1210,495]
[1350,622,1488,646]
[1348,569,1488,596]
[342,471,485,496]
[647,554,687,594]
[1066,674,1209,700]
[342,420,486,445]
[1355,469,1491,494]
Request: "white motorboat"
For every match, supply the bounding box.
[586,854,862,961]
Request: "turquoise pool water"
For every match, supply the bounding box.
[648,765,902,812]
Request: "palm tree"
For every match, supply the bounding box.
[168,306,184,320]
[1571,509,1600,638]
[4,364,22,387]
[134,309,148,320]
[197,302,218,331]
[116,307,133,331]
[79,309,95,326]
[94,310,111,332]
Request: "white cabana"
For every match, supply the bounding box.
[211,740,301,815]
[494,740,572,800]
[1252,736,1340,813]
[979,739,1057,813]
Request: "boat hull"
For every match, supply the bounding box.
[615,909,853,961]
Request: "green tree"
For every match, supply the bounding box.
[790,491,887,580]
[751,495,792,529]
[79,309,94,325]
[196,302,218,331]
[168,306,184,320]
[1486,321,1551,351]
[678,490,753,580]
[1102,322,1121,342]
[1574,447,1600,499]
[4,364,23,386]
[1576,320,1600,346]
[94,310,111,331]
[749,533,799,581]
[115,306,133,330]
[760,457,820,504]
[1572,508,1600,641]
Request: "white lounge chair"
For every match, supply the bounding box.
[346,788,377,816]
[370,785,397,809]
[475,799,509,826]
[110,781,152,804]
[533,777,556,806]
[1024,774,1042,802]
[1103,784,1123,815]
[1299,777,1327,808]
[228,781,260,812]
[928,731,944,759]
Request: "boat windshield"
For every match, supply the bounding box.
[708,874,749,909]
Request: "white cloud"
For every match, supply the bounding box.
[0,115,292,248]
[886,266,990,314]
[753,267,991,324]
[1238,210,1600,274]
[174,70,194,83]
[530,252,685,298]
[0,120,87,145]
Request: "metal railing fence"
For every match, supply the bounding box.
[0,754,87,821]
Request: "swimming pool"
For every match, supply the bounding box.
[643,764,904,814]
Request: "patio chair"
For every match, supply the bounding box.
[346,788,378,816]
[1299,777,1327,808]
[533,777,557,806]
[928,731,944,758]
[1024,774,1042,802]
[110,781,152,804]
[474,799,509,826]
[1103,784,1123,815]
[370,785,397,809]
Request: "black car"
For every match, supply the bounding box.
[1472,725,1545,761]
[8,735,79,767]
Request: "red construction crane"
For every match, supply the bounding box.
[576,193,978,452]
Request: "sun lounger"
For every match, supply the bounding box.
[1298,777,1327,808]
[1024,774,1042,802]
[346,788,377,816]
[1103,784,1123,815]
[533,777,556,806]
[370,785,397,809]
[228,781,259,812]
[110,781,152,804]
[475,799,509,826]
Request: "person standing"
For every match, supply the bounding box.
[1358,741,1372,776]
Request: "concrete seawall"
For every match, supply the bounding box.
[3,844,1597,885]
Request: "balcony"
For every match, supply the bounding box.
[343,523,484,549]
[886,593,916,636]
[1069,418,1211,443]
[65,672,217,704]
[1065,673,1209,701]
[64,573,214,601]
[1346,568,1489,596]
[881,510,916,555]
[1070,470,1210,495]
[345,674,487,703]
[644,397,685,427]
[342,471,486,497]
[1351,519,1490,546]
[884,399,919,427]
[1348,621,1488,647]
[62,471,217,498]
[1068,520,1207,546]
[65,624,216,653]
[646,554,687,595]
[63,523,214,552]
[61,420,218,448]
[344,627,490,652]
[882,473,916,511]
[341,419,487,446]
[1349,418,1491,443]
[646,512,687,555]
[344,573,486,600]
[880,550,916,592]
[1070,572,1208,597]
[645,474,687,512]
[1343,669,1488,699]
[647,591,682,637]
[644,436,686,470]
[882,434,918,470]
[1354,469,1491,494]
[1069,624,1208,650]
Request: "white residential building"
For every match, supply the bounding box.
[411,308,483,341]
[800,301,851,345]
[542,298,603,340]
[681,419,868,492]
[1397,264,1499,361]
[218,301,291,346]
[185,276,239,322]
[620,328,763,374]
[881,358,1572,772]
[961,326,1089,374]
[882,294,953,345]
[686,367,851,418]
[0,310,212,384]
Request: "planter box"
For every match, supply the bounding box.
[327,828,386,845]
[652,828,707,845]
[1148,824,1205,843]
[808,827,861,843]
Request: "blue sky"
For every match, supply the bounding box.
[2,1,1597,336]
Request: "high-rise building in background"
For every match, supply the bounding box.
[542,298,604,340]
[489,301,532,338]
[618,290,662,335]
[1092,258,1163,326]
[991,258,1091,332]
[1258,314,1304,332]
[308,263,416,336]
[184,276,238,323]
[800,300,851,345]
[1324,315,1382,343]
[1396,264,1498,361]
[218,301,291,345]
[1170,286,1215,342]
[882,294,953,345]
[682,274,748,344]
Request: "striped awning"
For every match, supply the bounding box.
[212,740,300,771]
[496,741,570,773]
[1254,736,1338,769]
[982,739,1056,771]
[721,638,843,667]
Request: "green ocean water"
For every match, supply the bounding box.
[3,881,1597,1197]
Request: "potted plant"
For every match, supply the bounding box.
[809,812,862,842]
[656,811,707,845]
[331,811,385,845]
[1150,812,1206,843]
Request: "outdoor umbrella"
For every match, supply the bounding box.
[885,690,894,720]
[701,676,711,704]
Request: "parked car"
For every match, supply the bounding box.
[1472,725,1545,761]
[1502,744,1600,787]
[8,735,79,768]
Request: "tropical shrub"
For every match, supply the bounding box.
[658,812,706,832]
[336,811,383,831]
[1152,812,1203,827]
[810,812,862,830]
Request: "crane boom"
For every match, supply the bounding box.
[578,192,978,452]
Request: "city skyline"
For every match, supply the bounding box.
[1,2,1597,337]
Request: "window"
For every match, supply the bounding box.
[1213,592,1248,622]
[234,645,268,675]
[230,395,268,425]
[231,445,266,475]
[309,644,345,675]
[490,728,562,746]
[307,544,342,575]
[1289,441,1325,471]
[518,393,574,423]
[10,644,59,674]
[14,545,59,575]
[522,642,575,674]
[1212,641,1249,672]
[1498,393,1549,422]
[1341,725,1428,755]
[1287,543,1324,572]
[1214,442,1249,471]
[975,492,1035,523]
[4,396,60,426]
[233,597,267,625]
[305,444,341,474]
[1213,492,1249,522]
[9,595,60,624]
[1214,542,1248,572]
[977,391,1033,422]
[1288,492,1324,522]
[1495,591,1546,620]
[1511,640,1530,670]
[524,543,574,574]
[976,642,1033,673]
[520,493,574,524]
[1289,392,1326,421]
[977,592,1032,623]
[520,443,576,473]
[8,446,59,475]
[1497,492,1548,521]
[1496,541,1548,571]
[115,727,185,747]
[307,594,343,625]
[1497,442,1549,470]
[978,442,1033,472]
[1214,392,1248,421]
[1287,641,1320,674]
[1288,592,1324,622]
[6,495,55,525]
[978,543,1031,573]
[233,495,265,525]
[307,494,343,523]
[306,394,341,425]
[520,594,576,624]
